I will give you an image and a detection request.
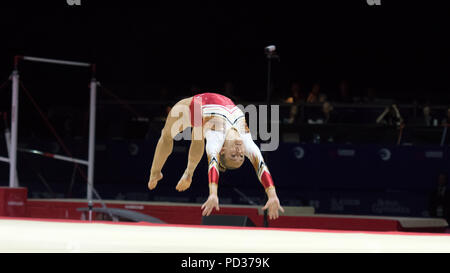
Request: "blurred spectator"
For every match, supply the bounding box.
[336,79,353,104]
[376,104,403,126]
[429,172,450,221]
[306,82,321,103]
[423,105,433,126]
[283,82,305,124]
[409,104,438,127]
[422,105,439,127]
[321,101,338,124]
[441,106,450,126]
[318,93,328,103]
[284,82,305,103]
[307,101,338,124]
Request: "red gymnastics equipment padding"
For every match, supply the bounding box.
[23,199,448,232]
[0,187,27,217]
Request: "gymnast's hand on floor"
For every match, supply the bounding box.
[201,194,220,216]
[262,196,285,220]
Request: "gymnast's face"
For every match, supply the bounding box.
[220,130,245,169]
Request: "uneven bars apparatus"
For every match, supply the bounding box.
[8,55,97,219]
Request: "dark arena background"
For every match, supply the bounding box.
[1,0,450,254]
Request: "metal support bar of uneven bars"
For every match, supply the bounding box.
[5,129,19,186]
[87,78,97,206]
[9,70,19,188]
[18,56,92,67]
[0,156,9,163]
[17,148,89,166]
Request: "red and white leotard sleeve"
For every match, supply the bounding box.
[205,129,225,185]
[241,133,275,192]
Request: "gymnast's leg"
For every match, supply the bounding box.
[148,98,192,190]
[176,126,205,192]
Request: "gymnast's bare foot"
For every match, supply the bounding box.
[175,170,192,192]
[148,171,163,190]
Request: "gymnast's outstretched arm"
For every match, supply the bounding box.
[241,133,284,220]
[201,129,225,216]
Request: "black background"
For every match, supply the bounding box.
[0,0,449,105]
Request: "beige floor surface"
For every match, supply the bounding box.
[1,218,450,253]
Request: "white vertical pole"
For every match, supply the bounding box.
[87,76,97,220]
[9,70,19,188]
[5,129,19,187]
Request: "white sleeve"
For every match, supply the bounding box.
[204,129,225,184]
[205,130,225,158]
[242,132,263,163]
[241,132,275,190]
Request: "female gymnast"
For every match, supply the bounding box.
[147,92,284,220]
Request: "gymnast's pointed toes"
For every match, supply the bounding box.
[148,172,163,190]
[148,181,156,190]
[175,183,189,192]
[175,172,192,192]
